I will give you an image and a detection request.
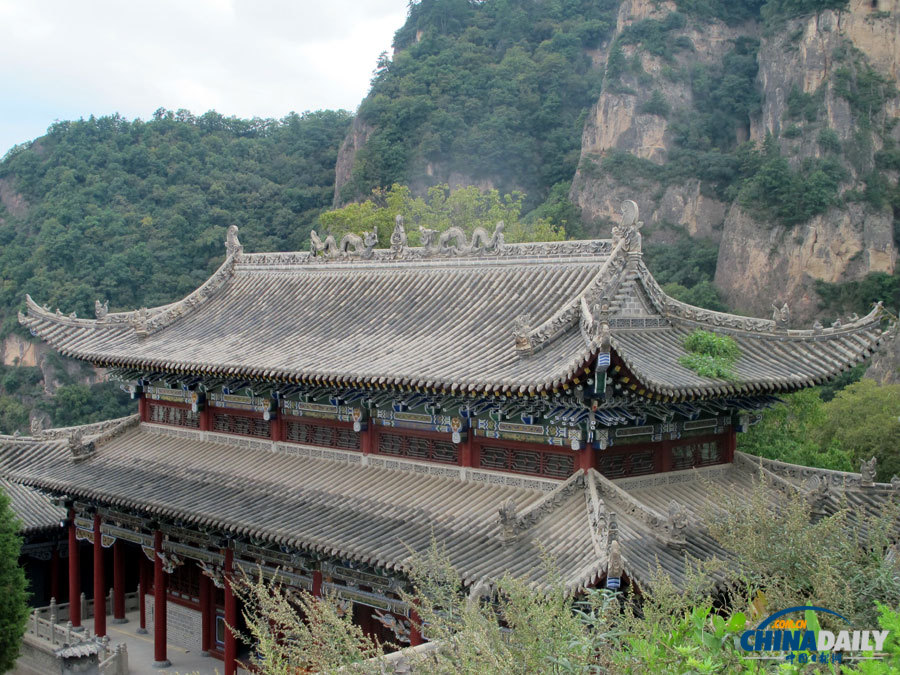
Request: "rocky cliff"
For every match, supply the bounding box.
[570,0,899,323]
[570,0,747,241]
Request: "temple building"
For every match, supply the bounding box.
[1,203,897,673]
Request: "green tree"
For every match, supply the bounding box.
[318,183,565,248]
[814,379,900,482]
[0,486,28,671]
[738,389,854,472]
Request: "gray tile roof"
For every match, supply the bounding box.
[18,229,889,397]
[0,476,65,534]
[1,419,895,590]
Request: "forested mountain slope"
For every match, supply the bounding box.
[0,109,349,430]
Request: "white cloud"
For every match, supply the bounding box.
[0,0,408,154]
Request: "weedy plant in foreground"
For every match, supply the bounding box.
[233,477,900,674]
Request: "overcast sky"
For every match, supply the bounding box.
[0,0,409,157]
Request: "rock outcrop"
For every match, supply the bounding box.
[569,0,747,238]
[333,116,374,206]
[716,202,895,321]
[718,2,898,322]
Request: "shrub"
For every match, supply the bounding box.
[817,127,842,154]
[679,329,741,380]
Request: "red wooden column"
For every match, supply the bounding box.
[311,570,323,597]
[199,404,211,432]
[224,548,237,675]
[50,547,60,602]
[361,422,375,455]
[68,510,81,628]
[112,540,126,623]
[153,530,170,668]
[726,428,737,463]
[199,571,211,656]
[459,429,474,467]
[271,413,284,442]
[93,514,106,637]
[409,606,423,646]
[138,556,148,634]
[577,445,594,472]
[659,439,673,473]
[138,395,148,422]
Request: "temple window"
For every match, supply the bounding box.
[213,412,270,438]
[375,429,459,464]
[148,402,200,428]
[598,449,655,478]
[670,438,723,470]
[476,442,575,479]
[284,418,361,451]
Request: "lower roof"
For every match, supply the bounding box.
[0,475,65,534]
[0,418,895,590]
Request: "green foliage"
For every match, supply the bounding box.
[236,483,899,674]
[843,604,900,674]
[604,37,760,199]
[705,472,900,627]
[739,389,855,471]
[815,271,900,316]
[781,123,802,138]
[344,0,617,206]
[319,183,565,248]
[618,13,692,62]
[735,135,848,226]
[523,180,584,239]
[0,487,28,671]
[817,127,842,154]
[0,365,42,397]
[668,36,761,155]
[0,109,351,333]
[741,379,900,482]
[0,396,29,436]
[675,0,766,25]
[645,237,720,288]
[814,379,900,482]
[762,0,850,25]
[833,43,899,123]
[785,85,823,122]
[663,281,728,311]
[818,361,866,401]
[645,236,727,311]
[612,602,753,673]
[39,382,135,428]
[640,90,671,118]
[679,329,741,380]
[233,570,383,673]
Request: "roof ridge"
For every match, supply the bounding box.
[636,261,887,338]
[19,414,139,443]
[586,468,687,548]
[735,451,899,490]
[22,253,238,337]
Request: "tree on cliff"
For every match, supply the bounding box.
[0,485,28,671]
[317,183,566,249]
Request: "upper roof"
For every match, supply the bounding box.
[0,416,895,590]
[19,204,889,398]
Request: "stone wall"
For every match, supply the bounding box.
[145,594,203,653]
